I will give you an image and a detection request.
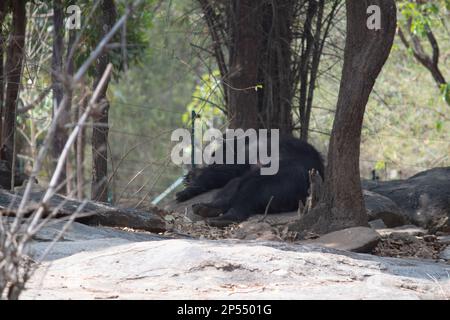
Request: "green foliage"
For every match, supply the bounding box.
[309,2,450,180]
[74,0,157,78]
[398,1,450,106]
[399,0,449,35]
[12,0,450,200]
[436,120,443,132]
[108,0,206,200]
[441,82,450,105]
[182,70,226,129]
[374,160,386,171]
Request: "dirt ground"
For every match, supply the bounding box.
[373,233,448,260]
[154,208,449,262]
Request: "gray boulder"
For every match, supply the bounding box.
[363,190,408,227]
[363,167,450,232]
[22,238,450,300]
[439,246,450,260]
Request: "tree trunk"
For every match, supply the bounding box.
[2,0,26,185]
[227,0,261,131]
[91,0,116,202]
[51,0,68,193]
[293,0,397,234]
[299,0,318,141]
[0,0,7,148]
[77,96,86,200]
[226,0,295,133]
[301,0,326,142]
[65,22,77,195]
[202,0,337,135]
[257,0,294,134]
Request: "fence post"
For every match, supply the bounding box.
[191,110,196,169]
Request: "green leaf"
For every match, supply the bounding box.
[375,160,386,171]
[440,83,450,106]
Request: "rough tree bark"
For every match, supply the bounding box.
[257,0,294,134]
[0,0,7,147]
[77,96,87,200]
[91,0,116,202]
[298,0,318,141]
[299,0,339,142]
[227,0,261,131]
[226,0,297,133]
[198,0,228,106]
[301,0,326,142]
[226,0,296,133]
[201,0,338,135]
[51,0,68,193]
[2,0,26,184]
[65,24,76,195]
[291,0,397,234]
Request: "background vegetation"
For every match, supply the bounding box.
[2,0,449,206]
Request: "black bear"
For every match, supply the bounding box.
[176,135,324,227]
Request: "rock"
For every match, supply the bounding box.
[22,239,450,299]
[363,190,407,227]
[428,216,449,235]
[27,238,133,261]
[24,220,165,261]
[0,189,167,233]
[309,227,380,253]
[440,246,450,260]
[376,225,428,237]
[369,219,387,229]
[30,220,164,243]
[437,235,450,245]
[363,167,450,232]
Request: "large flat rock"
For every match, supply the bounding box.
[310,227,380,253]
[25,221,165,261]
[22,239,450,300]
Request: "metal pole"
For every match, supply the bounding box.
[191,110,196,169]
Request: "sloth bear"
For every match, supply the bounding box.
[176,134,324,227]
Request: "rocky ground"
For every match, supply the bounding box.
[20,214,449,299]
[22,223,450,300]
[5,167,450,299]
[160,167,450,262]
